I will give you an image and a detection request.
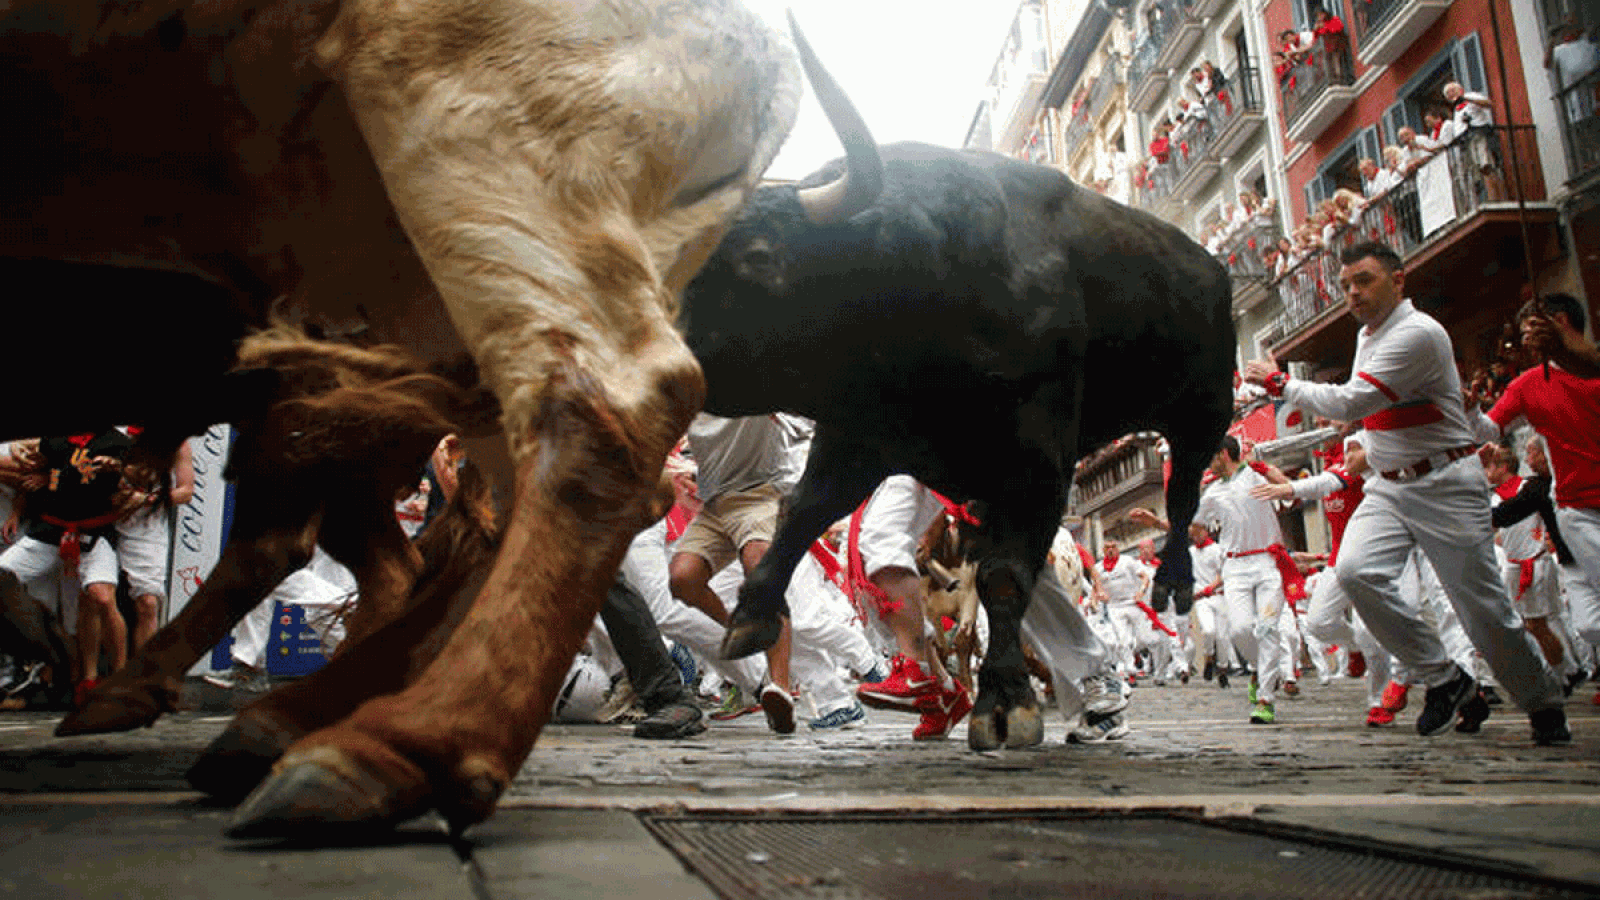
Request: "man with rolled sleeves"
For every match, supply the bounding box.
[1244,241,1568,744]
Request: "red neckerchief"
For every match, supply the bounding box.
[1101,555,1118,573]
[1431,122,1443,140]
[1455,101,1468,112]
[1193,535,1214,549]
[67,433,95,448]
[1494,475,1523,503]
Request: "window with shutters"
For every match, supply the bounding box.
[1378,35,1488,144]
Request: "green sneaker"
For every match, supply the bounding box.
[1249,701,1276,725]
[709,684,759,721]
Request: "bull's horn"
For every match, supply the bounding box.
[788,12,883,225]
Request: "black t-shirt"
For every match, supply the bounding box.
[25,429,134,544]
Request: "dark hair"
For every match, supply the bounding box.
[1339,241,1403,273]
[1491,443,1518,470]
[1219,434,1241,461]
[1520,292,1588,334]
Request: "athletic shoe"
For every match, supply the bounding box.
[1564,668,1588,697]
[912,682,973,741]
[2,662,45,699]
[202,663,269,693]
[1454,692,1491,734]
[1365,705,1396,727]
[1249,701,1275,725]
[1482,685,1504,706]
[760,683,796,735]
[1202,658,1216,681]
[1531,707,1572,746]
[1592,689,1600,707]
[1317,673,1334,687]
[667,642,698,689]
[1282,680,1300,698]
[1416,667,1477,737]
[1067,710,1130,743]
[808,701,867,731]
[857,654,938,710]
[857,661,890,687]
[1082,672,1129,716]
[1346,651,1366,679]
[73,678,99,710]
[1216,669,1229,689]
[1379,680,1409,713]
[634,702,706,740]
[709,684,759,721]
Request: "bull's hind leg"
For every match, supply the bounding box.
[56,482,321,736]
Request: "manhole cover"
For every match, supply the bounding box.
[640,811,1593,900]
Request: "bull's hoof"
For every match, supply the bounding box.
[54,677,178,737]
[226,744,431,840]
[967,701,1044,751]
[187,710,299,803]
[969,710,1003,751]
[720,612,785,660]
[1004,705,1045,749]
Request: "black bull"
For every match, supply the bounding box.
[684,141,1235,749]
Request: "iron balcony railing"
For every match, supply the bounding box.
[1071,433,1166,513]
[1218,220,1280,281]
[1087,60,1121,120]
[1555,68,1600,182]
[1268,125,1545,353]
[1279,40,1355,127]
[1126,29,1163,96]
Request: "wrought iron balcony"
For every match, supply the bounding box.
[1557,69,1600,183]
[1211,65,1264,158]
[1268,125,1552,358]
[1280,42,1357,143]
[1071,433,1167,516]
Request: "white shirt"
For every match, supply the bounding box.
[1450,91,1493,133]
[1195,464,1286,557]
[1099,555,1149,606]
[1189,540,1224,592]
[1492,477,1546,562]
[1282,299,1479,474]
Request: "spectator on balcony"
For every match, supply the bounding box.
[1273,50,1296,92]
[1396,127,1435,173]
[1359,157,1400,200]
[1312,7,1351,83]
[1545,18,1600,124]
[1274,236,1295,278]
[1444,81,1505,202]
[1422,111,1450,148]
[1279,29,1313,66]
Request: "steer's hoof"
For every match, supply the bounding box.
[188,711,298,803]
[54,679,177,736]
[1005,705,1045,749]
[720,613,784,660]
[226,745,429,840]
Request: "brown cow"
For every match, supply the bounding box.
[4,0,804,837]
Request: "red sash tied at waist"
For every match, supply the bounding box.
[39,510,124,578]
[1508,549,1545,600]
[1225,543,1306,609]
[1135,601,1178,637]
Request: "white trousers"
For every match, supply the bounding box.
[1020,567,1110,723]
[1222,553,1285,704]
[620,519,767,695]
[1336,460,1562,712]
[1555,506,1600,645]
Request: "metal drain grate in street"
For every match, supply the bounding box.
[640,811,1595,900]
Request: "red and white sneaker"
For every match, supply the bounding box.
[1379,680,1409,713]
[857,654,939,710]
[1366,705,1396,727]
[912,682,973,741]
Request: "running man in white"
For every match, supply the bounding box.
[1245,241,1567,744]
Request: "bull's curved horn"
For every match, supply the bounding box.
[788,12,883,225]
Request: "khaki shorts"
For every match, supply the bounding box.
[674,483,782,573]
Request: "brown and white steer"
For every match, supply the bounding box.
[2,0,802,837]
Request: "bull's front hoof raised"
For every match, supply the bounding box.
[720,610,785,660]
[226,744,431,840]
[187,710,300,803]
[54,676,179,737]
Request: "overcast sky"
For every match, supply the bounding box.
[745,1,1025,180]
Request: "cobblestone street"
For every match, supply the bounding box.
[0,675,1595,897]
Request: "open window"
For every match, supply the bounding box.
[1380,34,1488,143]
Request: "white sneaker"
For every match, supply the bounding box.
[1081,673,1129,716]
[1068,711,1130,743]
[201,662,269,693]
